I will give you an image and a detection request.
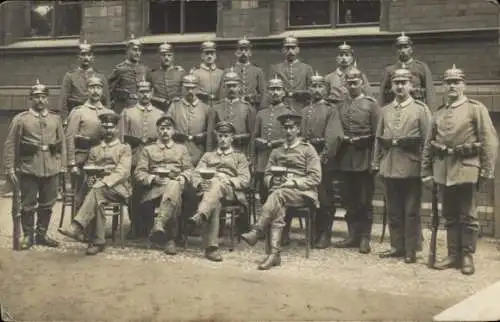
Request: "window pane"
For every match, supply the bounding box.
[338,0,380,25]
[289,0,330,27]
[30,2,54,36]
[184,0,217,33]
[149,0,181,34]
[54,2,82,36]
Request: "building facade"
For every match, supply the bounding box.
[0,0,500,236]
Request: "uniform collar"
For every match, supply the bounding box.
[29,108,48,118]
[84,100,104,110]
[200,63,217,71]
[311,98,326,106]
[351,93,365,100]
[447,95,467,108]
[285,59,299,66]
[182,98,199,106]
[335,67,345,77]
[125,59,140,65]
[283,139,301,150]
[101,139,120,147]
[77,66,94,73]
[157,139,174,149]
[399,58,414,65]
[392,96,414,108]
[225,97,240,104]
[137,104,153,111]
[161,65,173,71]
[216,147,234,155]
[236,61,250,66]
[270,102,285,109]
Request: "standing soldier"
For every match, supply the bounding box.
[58,40,110,119]
[222,36,266,110]
[212,69,256,159]
[119,78,164,238]
[108,34,149,114]
[270,36,314,113]
[373,67,431,263]
[421,65,498,275]
[252,76,291,204]
[332,67,380,254]
[191,41,224,108]
[301,72,343,249]
[379,32,435,108]
[147,42,185,112]
[66,76,114,210]
[325,42,371,103]
[3,80,66,250]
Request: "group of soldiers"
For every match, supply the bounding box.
[3,31,498,274]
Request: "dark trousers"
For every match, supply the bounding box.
[383,177,422,253]
[441,183,479,255]
[339,171,374,239]
[255,172,269,204]
[316,166,335,236]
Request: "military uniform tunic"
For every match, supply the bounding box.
[58,67,111,118]
[146,65,185,112]
[221,63,266,109]
[325,68,371,102]
[108,60,149,114]
[379,59,435,107]
[271,60,314,112]
[166,98,214,165]
[191,64,224,104]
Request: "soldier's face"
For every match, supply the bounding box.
[127,46,141,62]
[183,86,196,101]
[78,51,94,67]
[88,85,103,102]
[283,122,300,142]
[269,87,285,103]
[346,78,362,96]
[160,52,174,67]
[336,52,353,67]
[158,124,175,140]
[444,79,466,100]
[138,89,152,104]
[391,79,412,98]
[236,47,251,61]
[226,83,240,99]
[201,51,216,65]
[31,93,48,109]
[283,46,299,60]
[217,132,233,149]
[397,45,413,61]
[102,125,118,141]
[310,82,326,100]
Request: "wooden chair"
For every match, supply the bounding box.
[58,174,77,229]
[99,201,127,248]
[220,201,245,251]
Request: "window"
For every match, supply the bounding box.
[149,0,218,35]
[28,1,82,37]
[288,0,380,28]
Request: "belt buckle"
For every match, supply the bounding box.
[392,139,398,146]
[41,145,49,151]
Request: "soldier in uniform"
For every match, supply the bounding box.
[373,67,431,263]
[301,72,343,249]
[212,69,256,158]
[241,112,322,270]
[332,67,380,254]
[66,76,114,209]
[146,42,185,112]
[379,32,435,108]
[3,79,66,249]
[325,42,371,103]
[108,34,149,114]
[191,41,224,107]
[252,76,291,204]
[58,112,132,255]
[135,115,194,255]
[270,36,314,113]
[221,37,266,110]
[188,121,250,261]
[119,78,164,238]
[58,41,111,119]
[421,65,498,275]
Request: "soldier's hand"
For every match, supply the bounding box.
[7,170,19,188]
[153,175,169,185]
[279,179,297,189]
[176,175,186,187]
[199,180,211,192]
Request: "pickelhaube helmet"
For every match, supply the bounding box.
[283,35,298,47]
[310,71,325,84]
[237,35,252,48]
[345,66,363,81]
[87,75,104,87]
[223,68,240,84]
[30,79,49,96]
[443,64,465,81]
[159,42,173,53]
[126,33,141,48]
[137,76,152,91]
[182,72,199,87]
[201,41,216,52]
[268,75,284,88]
[395,32,413,47]
[391,63,412,81]
[338,41,353,53]
[78,39,92,53]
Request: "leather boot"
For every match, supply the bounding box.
[86,244,105,256]
[460,229,477,275]
[461,254,475,275]
[404,250,417,264]
[358,236,371,254]
[35,210,59,247]
[149,217,167,245]
[20,211,35,250]
[315,210,333,249]
[281,216,291,246]
[379,248,405,258]
[258,227,282,270]
[434,227,460,270]
[241,228,260,247]
[164,240,178,255]
[333,222,360,248]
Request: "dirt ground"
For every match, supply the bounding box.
[1,198,500,321]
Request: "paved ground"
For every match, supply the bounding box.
[1,196,500,321]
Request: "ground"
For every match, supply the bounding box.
[1,197,500,321]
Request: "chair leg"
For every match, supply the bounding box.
[229,210,235,252]
[59,202,66,229]
[183,217,188,249]
[111,216,117,244]
[299,216,304,229]
[305,212,310,259]
[71,196,77,220]
[311,209,316,249]
[120,205,125,248]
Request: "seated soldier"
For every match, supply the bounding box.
[58,112,132,255]
[134,115,193,255]
[241,112,322,270]
[188,121,250,262]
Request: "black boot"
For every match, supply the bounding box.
[315,210,333,249]
[35,210,59,247]
[258,227,282,270]
[434,227,460,270]
[460,229,477,275]
[149,217,167,245]
[281,216,292,246]
[359,236,371,254]
[333,222,360,248]
[20,211,35,250]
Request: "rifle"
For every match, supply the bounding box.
[10,174,22,251]
[427,182,439,268]
[380,198,387,243]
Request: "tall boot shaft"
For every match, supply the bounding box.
[258,227,282,270]
[20,212,35,250]
[35,210,59,248]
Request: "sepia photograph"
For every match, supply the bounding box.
[0,0,500,321]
